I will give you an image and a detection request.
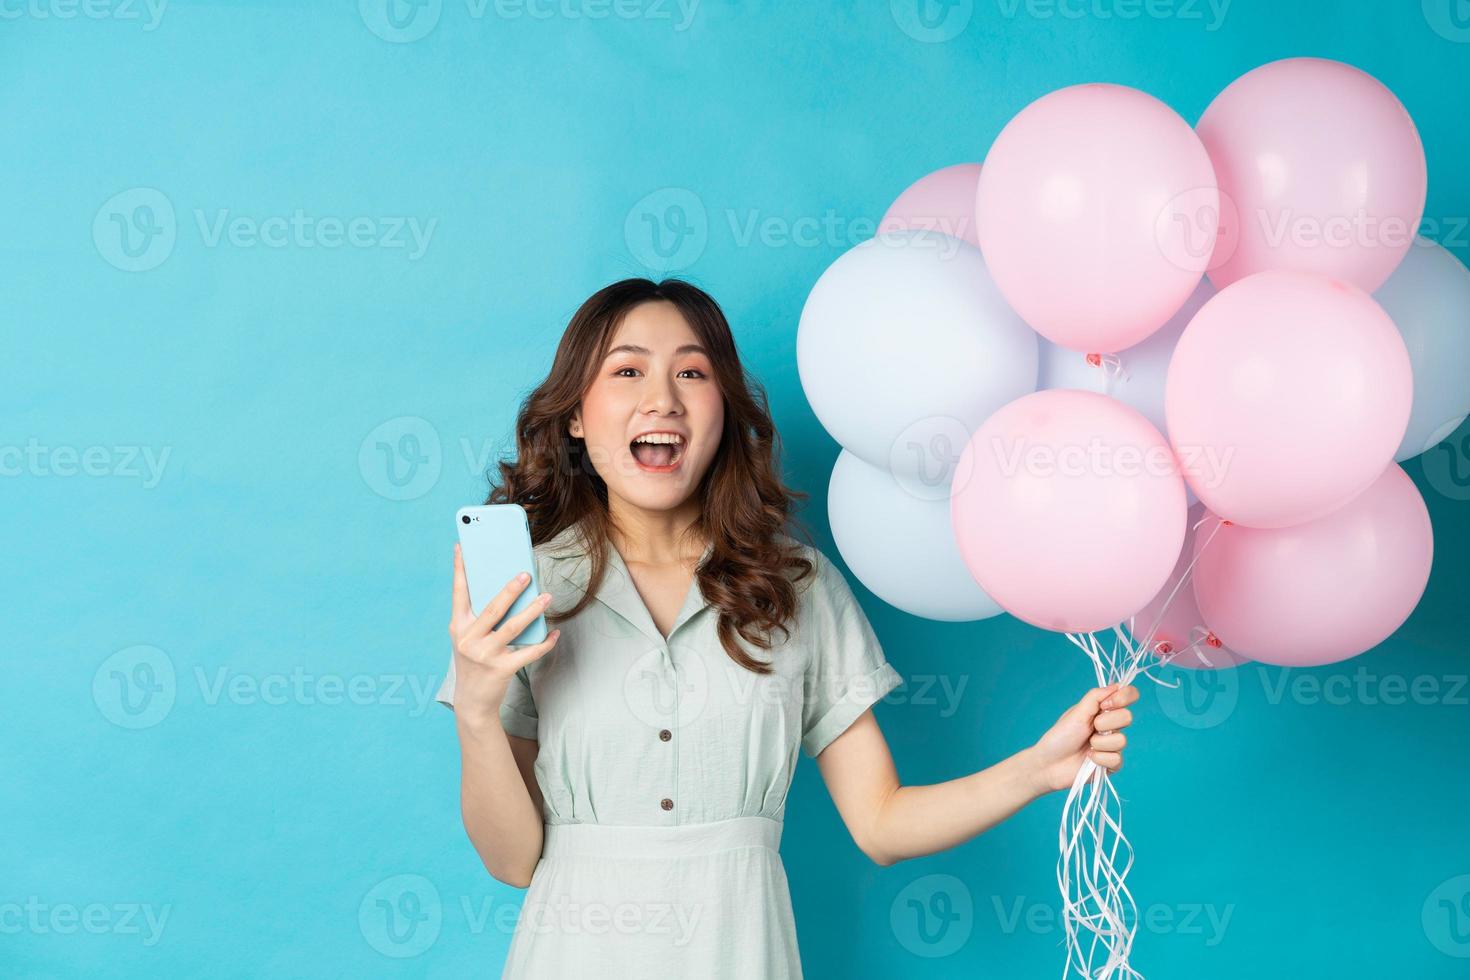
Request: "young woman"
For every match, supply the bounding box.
[435,278,1138,978]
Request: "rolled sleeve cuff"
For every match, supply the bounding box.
[801,662,903,759]
[498,704,539,740]
[433,670,537,740]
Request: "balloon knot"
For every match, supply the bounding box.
[1221,520,1233,527]
[1083,351,1129,382]
[1156,641,1174,655]
[1205,632,1222,649]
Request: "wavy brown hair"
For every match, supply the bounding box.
[484,278,816,674]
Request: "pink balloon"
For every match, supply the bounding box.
[1191,463,1433,667]
[950,389,1187,633]
[879,163,982,247]
[1197,57,1427,293]
[1132,504,1249,670]
[976,83,1217,355]
[1165,269,1412,529]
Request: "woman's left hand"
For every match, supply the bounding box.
[1027,683,1140,795]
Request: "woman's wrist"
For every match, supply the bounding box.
[1013,744,1055,800]
[454,702,506,740]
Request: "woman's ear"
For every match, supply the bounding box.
[568,414,583,438]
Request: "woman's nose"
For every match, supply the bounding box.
[639,375,681,413]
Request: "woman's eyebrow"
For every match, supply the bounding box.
[604,343,708,357]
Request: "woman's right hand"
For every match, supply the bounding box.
[447,543,561,730]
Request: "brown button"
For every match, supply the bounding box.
[660,798,673,811]
[658,729,672,741]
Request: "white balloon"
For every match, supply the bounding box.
[1038,278,1214,506]
[797,230,1038,486]
[1372,238,1470,461]
[828,450,1003,622]
[1038,277,1215,438]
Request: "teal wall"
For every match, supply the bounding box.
[4,1,1468,976]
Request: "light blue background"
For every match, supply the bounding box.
[5,1,1470,976]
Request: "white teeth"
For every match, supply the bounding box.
[633,433,684,445]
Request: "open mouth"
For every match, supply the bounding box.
[630,433,686,472]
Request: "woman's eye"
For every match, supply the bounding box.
[612,367,707,379]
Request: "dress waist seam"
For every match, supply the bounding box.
[540,815,784,861]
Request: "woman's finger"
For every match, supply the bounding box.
[467,572,534,637]
[1100,684,1139,710]
[509,628,562,671]
[1094,707,1133,733]
[451,544,471,621]
[1090,731,1127,752]
[491,588,554,645]
[1090,750,1123,773]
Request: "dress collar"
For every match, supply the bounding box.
[540,525,714,646]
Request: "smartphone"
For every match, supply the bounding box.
[455,503,548,645]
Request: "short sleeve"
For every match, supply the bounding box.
[434,655,539,741]
[800,550,903,758]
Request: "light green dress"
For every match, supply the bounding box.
[435,525,903,978]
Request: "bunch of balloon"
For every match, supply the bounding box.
[959,59,1451,979]
[797,56,1463,980]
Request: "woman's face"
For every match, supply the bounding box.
[570,300,725,517]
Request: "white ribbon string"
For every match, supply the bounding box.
[1053,517,1229,978]
[1085,352,1131,393]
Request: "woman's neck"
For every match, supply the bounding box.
[607,497,705,566]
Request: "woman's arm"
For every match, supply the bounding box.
[447,545,561,887]
[815,684,1139,866]
[453,720,544,888]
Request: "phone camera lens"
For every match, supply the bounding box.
[461,515,471,524]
